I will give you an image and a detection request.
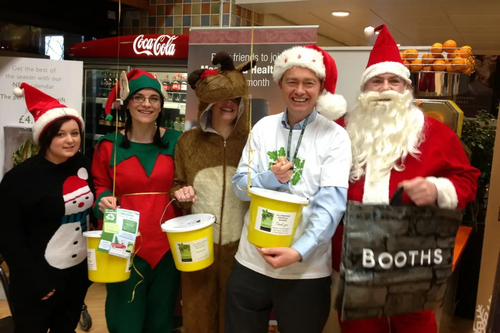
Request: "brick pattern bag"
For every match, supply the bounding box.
[335,187,463,321]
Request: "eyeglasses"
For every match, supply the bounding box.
[131,95,162,104]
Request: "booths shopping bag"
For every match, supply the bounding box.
[336,187,464,321]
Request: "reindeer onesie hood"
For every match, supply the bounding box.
[170,52,254,333]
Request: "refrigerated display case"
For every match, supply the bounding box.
[69,34,190,159]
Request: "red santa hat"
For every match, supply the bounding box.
[104,69,167,120]
[13,83,84,145]
[272,44,347,121]
[361,24,411,90]
[62,168,91,204]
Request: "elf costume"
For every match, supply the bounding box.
[91,69,181,333]
[169,52,253,333]
[0,83,95,332]
[331,25,481,333]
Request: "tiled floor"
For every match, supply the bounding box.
[445,316,474,333]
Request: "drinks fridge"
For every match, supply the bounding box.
[69,34,190,159]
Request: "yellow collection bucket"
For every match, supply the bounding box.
[247,187,309,248]
[161,214,216,272]
[83,230,133,283]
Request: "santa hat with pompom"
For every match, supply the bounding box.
[361,24,411,90]
[62,168,92,204]
[272,44,346,121]
[13,83,84,144]
[104,68,168,121]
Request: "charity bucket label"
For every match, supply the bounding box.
[171,217,207,230]
[254,206,296,235]
[126,255,132,273]
[87,249,97,271]
[175,237,209,263]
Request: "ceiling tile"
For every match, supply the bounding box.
[239,0,500,53]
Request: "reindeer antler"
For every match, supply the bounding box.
[212,51,235,71]
[188,69,206,90]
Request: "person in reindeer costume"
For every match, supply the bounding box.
[169,51,254,333]
[0,83,95,332]
[331,24,480,333]
[91,69,182,333]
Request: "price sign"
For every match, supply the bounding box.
[18,112,34,125]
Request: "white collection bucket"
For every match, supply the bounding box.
[161,214,216,272]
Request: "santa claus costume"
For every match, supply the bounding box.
[0,83,95,333]
[91,69,181,333]
[332,25,481,333]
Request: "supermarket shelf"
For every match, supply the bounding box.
[95,97,185,113]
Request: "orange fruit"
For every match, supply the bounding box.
[423,65,432,71]
[459,46,473,58]
[447,50,461,59]
[465,56,475,67]
[446,61,456,72]
[431,43,443,54]
[433,59,447,71]
[452,58,466,71]
[443,40,457,53]
[403,60,411,69]
[411,59,423,72]
[405,49,419,60]
[422,53,434,64]
[462,66,473,74]
[433,53,444,59]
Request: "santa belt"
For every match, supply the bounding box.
[120,191,169,196]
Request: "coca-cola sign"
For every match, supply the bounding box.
[133,34,177,56]
[69,34,189,59]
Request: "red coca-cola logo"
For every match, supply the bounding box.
[133,34,177,57]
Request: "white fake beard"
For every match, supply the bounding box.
[346,90,425,183]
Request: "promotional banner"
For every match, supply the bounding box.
[474,113,500,332]
[336,189,463,321]
[486,250,500,332]
[0,57,83,179]
[186,26,318,128]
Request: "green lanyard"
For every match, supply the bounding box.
[286,115,310,164]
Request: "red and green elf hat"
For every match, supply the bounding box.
[104,68,168,120]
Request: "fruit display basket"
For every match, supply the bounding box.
[401,40,475,74]
[411,71,471,97]
[404,40,475,97]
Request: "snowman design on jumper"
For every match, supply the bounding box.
[45,167,94,269]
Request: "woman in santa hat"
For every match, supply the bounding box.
[0,83,96,332]
[91,69,181,333]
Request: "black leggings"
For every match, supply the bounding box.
[225,260,331,333]
[11,279,88,333]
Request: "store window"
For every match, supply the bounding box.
[45,35,64,60]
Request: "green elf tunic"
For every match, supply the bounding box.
[91,129,181,333]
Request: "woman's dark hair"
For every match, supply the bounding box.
[38,117,83,155]
[120,98,169,149]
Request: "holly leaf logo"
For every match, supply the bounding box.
[291,158,306,185]
[267,150,278,161]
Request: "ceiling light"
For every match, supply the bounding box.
[332,11,350,17]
